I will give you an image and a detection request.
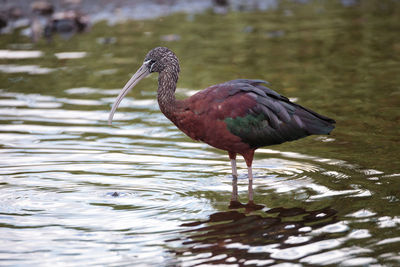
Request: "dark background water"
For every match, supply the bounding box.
[0,0,399,266]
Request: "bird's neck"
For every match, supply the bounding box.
[157,68,179,120]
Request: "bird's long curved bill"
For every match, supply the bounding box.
[108,64,150,125]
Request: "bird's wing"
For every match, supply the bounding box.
[214,79,335,148]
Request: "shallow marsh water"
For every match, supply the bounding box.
[0,1,399,266]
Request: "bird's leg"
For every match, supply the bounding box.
[228,175,244,209]
[228,152,238,202]
[248,171,254,202]
[231,175,238,202]
[228,151,238,179]
[243,150,255,202]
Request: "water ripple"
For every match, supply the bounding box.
[1,65,399,265]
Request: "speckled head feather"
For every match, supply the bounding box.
[144,47,180,75]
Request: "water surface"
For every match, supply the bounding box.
[0,1,399,266]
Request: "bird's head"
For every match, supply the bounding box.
[108,47,178,125]
[144,46,178,73]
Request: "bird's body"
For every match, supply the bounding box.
[109,47,335,201]
[169,79,334,162]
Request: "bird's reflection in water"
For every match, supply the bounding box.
[168,177,338,265]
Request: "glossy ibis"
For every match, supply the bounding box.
[108,47,335,201]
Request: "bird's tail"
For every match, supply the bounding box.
[295,105,336,135]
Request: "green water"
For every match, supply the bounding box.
[1,1,399,266]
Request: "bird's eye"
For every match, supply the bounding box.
[144,58,157,72]
[148,59,156,72]
[144,59,156,64]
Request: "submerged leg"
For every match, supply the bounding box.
[228,152,238,202]
[243,150,255,202]
[229,175,244,209]
[247,166,254,202]
[228,151,238,179]
[231,175,238,202]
